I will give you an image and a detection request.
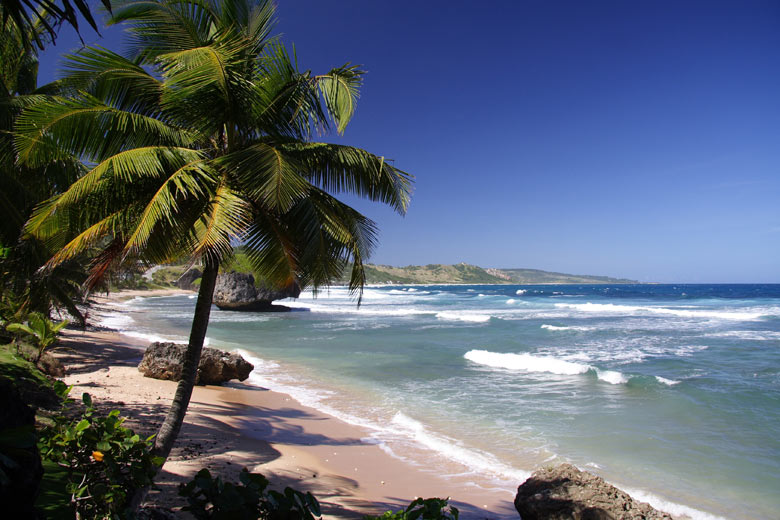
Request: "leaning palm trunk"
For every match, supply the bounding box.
[129,260,218,509]
[153,260,219,459]
[16,0,413,512]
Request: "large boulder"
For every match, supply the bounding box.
[213,271,300,311]
[138,342,254,385]
[514,464,673,520]
[176,267,202,290]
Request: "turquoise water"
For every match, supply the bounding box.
[107,284,780,520]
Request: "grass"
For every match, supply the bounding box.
[0,342,53,391]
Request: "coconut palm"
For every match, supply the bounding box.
[15,0,412,466]
[1,12,91,325]
[0,0,111,49]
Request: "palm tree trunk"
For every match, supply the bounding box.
[153,259,219,459]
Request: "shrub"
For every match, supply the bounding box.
[5,312,69,362]
[179,468,321,520]
[364,497,459,520]
[38,392,162,519]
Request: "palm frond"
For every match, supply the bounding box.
[277,141,413,215]
[191,180,251,263]
[315,64,364,134]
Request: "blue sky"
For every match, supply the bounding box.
[37,1,780,282]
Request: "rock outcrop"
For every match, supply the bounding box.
[176,268,202,290]
[213,271,300,311]
[138,342,254,385]
[514,464,673,520]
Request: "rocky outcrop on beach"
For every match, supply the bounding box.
[138,342,254,385]
[213,271,300,311]
[175,267,202,290]
[514,464,673,520]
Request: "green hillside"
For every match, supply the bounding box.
[334,263,637,285]
[494,268,636,284]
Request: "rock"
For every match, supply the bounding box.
[213,271,300,311]
[0,379,43,517]
[514,464,673,520]
[176,268,202,290]
[138,342,254,385]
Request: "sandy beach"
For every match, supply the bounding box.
[52,290,519,518]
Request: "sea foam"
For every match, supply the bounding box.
[554,302,776,321]
[436,311,492,323]
[464,349,589,376]
[464,350,630,385]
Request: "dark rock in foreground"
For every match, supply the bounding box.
[138,342,254,385]
[213,271,300,311]
[515,464,673,520]
[0,379,43,517]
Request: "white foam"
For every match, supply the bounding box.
[554,302,776,321]
[436,311,492,323]
[238,350,531,484]
[506,299,516,304]
[389,412,531,482]
[655,376,681,386]
[515,289,527,295]
[465,350,632,385]
[541,324,581,331]
[97,311,134,330]
[704,330,780,341]
[620,486,728,520]
[465,349,590,376]
[595,369,628,385]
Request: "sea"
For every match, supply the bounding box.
[101,284,780,520]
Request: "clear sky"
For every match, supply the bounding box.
[37,0,780,282]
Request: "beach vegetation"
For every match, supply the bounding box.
[180,467,321,520]
[363,497,459,520]
[38,391,163,519]
[6,312,69,362]
[15,0,411,491]
[1,11,91,327]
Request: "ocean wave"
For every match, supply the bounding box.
[516,289,527,295]
[541,324,591,331]
[238,350,531,483]
[388,412,531,482]
[595,369,628,385]
[655,376,680,386]
[620,485,727,520]
[554,302,777,321]
[703,330,780,341]
[464,349,590,376]
[464,350,633,385]
[436,311,493,323]
[506,299,516,304]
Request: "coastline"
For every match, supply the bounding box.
[56,289,519,518]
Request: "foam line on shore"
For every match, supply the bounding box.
[237,350,531,485]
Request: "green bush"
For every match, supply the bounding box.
[6,312,69,362]
[364,498,459,520]
[38,392,162,519]
[179,468,321,520]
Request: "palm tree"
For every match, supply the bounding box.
[1,0,111,49]
[15,0,412,467]
[1,13,91,325]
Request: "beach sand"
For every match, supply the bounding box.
[52,290,519,518]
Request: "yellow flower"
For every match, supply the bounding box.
[92,451,104,462]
